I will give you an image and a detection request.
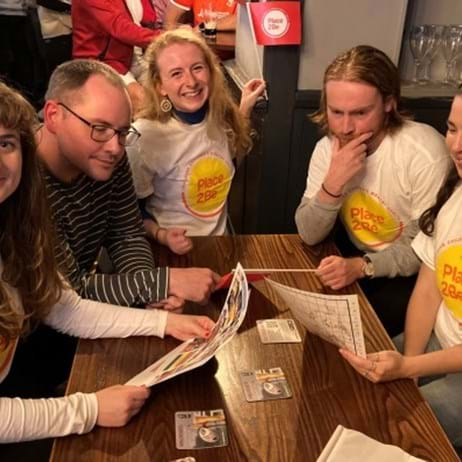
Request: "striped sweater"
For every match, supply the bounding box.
[42,156,169,307]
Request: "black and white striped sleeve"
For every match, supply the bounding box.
[81,158,169,306]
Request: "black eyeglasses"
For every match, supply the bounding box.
[57,102,140,147]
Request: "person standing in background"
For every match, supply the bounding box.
[0,0,47,107]
[37,0,72,81]
[151,0,168,26]
[164,0,236,32]
[72,0,161,111]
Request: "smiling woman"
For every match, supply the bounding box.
[341,90,462,448]
[0,128,21,204]
[0,81,215,458]
[156,41,211,114]
[127,28,265,255]
[0,81,61,341]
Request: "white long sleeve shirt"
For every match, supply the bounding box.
[0,285,168,442]
[296,121,450,277]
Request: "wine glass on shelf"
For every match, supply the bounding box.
[409,25,432,84]
[420,25,443,85]
[441,25,462,86]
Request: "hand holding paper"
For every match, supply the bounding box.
[266,279,366,357]
[165,313,215,341]
[127,263,249,388]
[317,255,365,290]
[95,385,151,428]
[339,349,408,382]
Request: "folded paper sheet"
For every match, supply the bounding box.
[317,425,425,462]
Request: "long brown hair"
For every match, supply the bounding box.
[419,165,460,236]
[419,91,462,235]
[0,82,63,341]
[139,29,251,161]
[311,45,411,135]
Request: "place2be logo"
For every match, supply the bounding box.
[261,8,290,39]
[247,1,301,46]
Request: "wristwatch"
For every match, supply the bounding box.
[362,255,375,278]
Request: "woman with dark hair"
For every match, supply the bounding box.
[0,81,214,445]
[341,90,462,447]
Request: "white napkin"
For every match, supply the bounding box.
[316,425,426,462]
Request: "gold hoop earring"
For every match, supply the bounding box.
[160,97,172,113]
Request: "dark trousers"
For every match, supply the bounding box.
[0,12,48,107]
[0,324,76,398]
[334,223,417,338]
[42,33,72,82]
[0,439,54,462]
[358,273,416,338]
[0,325,77,461]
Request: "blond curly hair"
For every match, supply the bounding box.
[139,29,251,161]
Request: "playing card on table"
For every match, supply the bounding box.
[256,319,302,343]
[175,409,228,450]
[239,367,292,402]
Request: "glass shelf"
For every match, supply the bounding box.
[401,80,458,98]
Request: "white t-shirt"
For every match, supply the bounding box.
[412,183,462,350]
[304,121,450,252]
[0,268,168,442]
[128,117,234,236]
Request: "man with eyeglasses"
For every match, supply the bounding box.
[37,59,219,310]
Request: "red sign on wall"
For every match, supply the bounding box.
[247,1,301,46]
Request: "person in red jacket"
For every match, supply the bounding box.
[72,0,160,110]
[164,0,236,32]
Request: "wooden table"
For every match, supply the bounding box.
[51,235,458,461]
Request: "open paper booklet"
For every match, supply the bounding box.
[127,263,249,387]
[265,279,366,357]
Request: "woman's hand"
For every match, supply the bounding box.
[165,313,215,341]
[96,385,150,427]
[239,79,266,117]
[158,227,193,255]
[339,348,410,383]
